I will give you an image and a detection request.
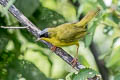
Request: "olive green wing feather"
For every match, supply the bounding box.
[54,24,87,42]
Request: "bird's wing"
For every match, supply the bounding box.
[55,24,86,42]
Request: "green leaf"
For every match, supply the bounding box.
[39,0,76,21]
[15,0,39,17]
[84,11,102,47]
[104,18,118,28]
[0,15,10,51]
[66,68,100,80]
[0,29,9,52]
[97,0,106,10]
[0,51,16,79]
[73,68,100,80]
[106,46,120,68]
[84,21,97,47]
[31,6,66,30]
[20,29,35,42]
[66,72,76,80]
[0,7,18,25]
[78,55,90,67]
[114,73,120,80]
[6,60,52,80]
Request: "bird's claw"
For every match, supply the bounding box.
[50,46,57,51]
[71,58,78,67]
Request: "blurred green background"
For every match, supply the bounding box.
[0,0,120,80]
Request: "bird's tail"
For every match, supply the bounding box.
[75,8,100,28]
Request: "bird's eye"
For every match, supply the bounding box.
[40,32,49,38]
[85,25,88,29]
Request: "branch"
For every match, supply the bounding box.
[90,42,109,80]
[0,26,27,29]
[0,0,85,71]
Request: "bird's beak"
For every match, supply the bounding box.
[36,38,42,42]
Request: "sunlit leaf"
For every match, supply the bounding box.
[73,68,100,80]
[106,46,120,68]
[66,68,100,80]
[66,72,75,80]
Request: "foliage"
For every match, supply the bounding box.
[66,68,100,80]
[0,0,120,80]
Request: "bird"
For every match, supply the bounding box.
[38,8,100,67]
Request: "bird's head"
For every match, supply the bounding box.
[39,28,50,38]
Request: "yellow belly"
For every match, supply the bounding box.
[40,37,78,47]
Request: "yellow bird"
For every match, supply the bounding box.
[38,8,100,66]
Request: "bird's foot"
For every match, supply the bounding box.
[71,58,78,67]
[50,46,57,51]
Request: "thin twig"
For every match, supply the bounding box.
[90,42,109,80]
[0,0,85,71]
[0,26,27,29]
